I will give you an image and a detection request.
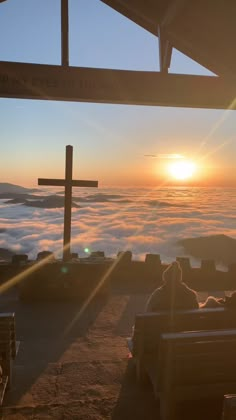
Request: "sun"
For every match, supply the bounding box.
[168,160,196,180]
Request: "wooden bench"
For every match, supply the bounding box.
[222,394,236,420]
[157,329,236,420]
[0,312,19,404]
[128,307,236,385]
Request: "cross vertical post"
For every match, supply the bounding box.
[64,145,73,261]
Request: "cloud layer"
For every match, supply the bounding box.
[0,187,236,267]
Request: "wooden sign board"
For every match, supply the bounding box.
[0,61,236,109]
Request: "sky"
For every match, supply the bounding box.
[0,0,236,187]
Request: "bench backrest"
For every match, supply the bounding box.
[0,313,16,359]
[159,329,236,388]
[222,394,236,420]
[133,308,236,356]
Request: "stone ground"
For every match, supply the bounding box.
[0,288,226,419]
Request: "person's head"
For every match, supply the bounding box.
[162,261,182,285]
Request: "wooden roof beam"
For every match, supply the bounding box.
[0,61,235,110]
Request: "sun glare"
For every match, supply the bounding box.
[168,160,196,180]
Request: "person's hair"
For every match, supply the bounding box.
[162,261,182,285]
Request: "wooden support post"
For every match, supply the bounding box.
[63,145,73,261]
[61,0,69,66]
[158,25,172,73]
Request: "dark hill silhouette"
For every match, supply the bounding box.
[25,196,79,209]
[0,183,38,194]
[13,195,80,209]
[178,234,236,265]
[1,193,41,200]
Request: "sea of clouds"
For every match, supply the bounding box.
[0,187,236,267]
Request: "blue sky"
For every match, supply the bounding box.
[0,0,236,187]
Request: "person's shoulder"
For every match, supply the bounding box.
[148,286,164,302]
[181,283,199,306]
[145,285,164,311]
[182,282,197,295]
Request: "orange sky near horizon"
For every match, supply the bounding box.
[3,152,236,189]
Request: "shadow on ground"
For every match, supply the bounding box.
[112,360,159,420]
[0,288,107,405]
[115,294,148,337]
[0,289,225,419]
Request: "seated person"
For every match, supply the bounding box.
[145,261,199,312]
[129,261,199,353]
[200,291,236,308]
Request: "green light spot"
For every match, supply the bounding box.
[84,248,90,254]
[61,266,68,274]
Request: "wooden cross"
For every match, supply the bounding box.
[38,145,98,261]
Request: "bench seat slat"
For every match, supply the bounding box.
[175,367,236,386]
[174,341,236,355]
[0,312,18,396]
[161,328,236,342]
[174,382,236,401]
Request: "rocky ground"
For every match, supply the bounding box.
[0,289,224,419]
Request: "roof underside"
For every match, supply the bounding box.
[101,0,236,80]
[1,0,236,108]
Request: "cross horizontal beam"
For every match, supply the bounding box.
[1,61,236,109]
[38,178,98,187]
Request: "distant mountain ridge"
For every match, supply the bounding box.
[3,195,79,209]
[0,183,38,194]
